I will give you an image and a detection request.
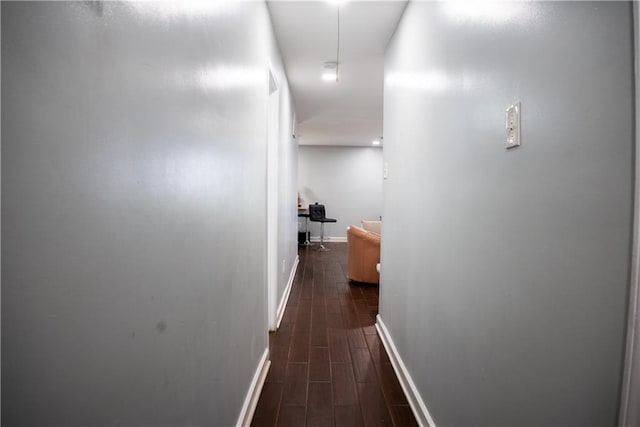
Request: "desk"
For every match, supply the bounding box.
[297,210,311,246]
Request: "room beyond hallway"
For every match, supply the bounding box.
[251,243,417,426]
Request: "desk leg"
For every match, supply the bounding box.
[304,217,312,246]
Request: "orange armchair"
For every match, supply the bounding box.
[347,226,381,284]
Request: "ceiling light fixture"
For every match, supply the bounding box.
[322,61,338,82]
[372,140,381,146]
[321,5,341,83]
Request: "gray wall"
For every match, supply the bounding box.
[381,2,633,426]
[1,2,295,425]
[298,145,383,239]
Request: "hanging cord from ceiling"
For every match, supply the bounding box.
[335,5,340,83]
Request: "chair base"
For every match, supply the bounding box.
[316,244,330,252]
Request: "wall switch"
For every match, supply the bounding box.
[383,162,389,179]
[505,102,521,150]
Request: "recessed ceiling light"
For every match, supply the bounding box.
[372,140,381,146]
[322,72,337,82]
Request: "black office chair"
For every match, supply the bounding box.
[308,203,337,252]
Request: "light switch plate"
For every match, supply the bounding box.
[505,102,521,150]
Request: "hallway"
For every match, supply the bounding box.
[252,244,417,426]
[2,2,637,426]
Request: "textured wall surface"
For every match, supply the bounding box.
[381,2,633,426]
[298,146,383,239]
[1,2,295,425]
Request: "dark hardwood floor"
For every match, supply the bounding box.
[251,243,418,427]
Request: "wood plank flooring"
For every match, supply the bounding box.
[251,243,418,427]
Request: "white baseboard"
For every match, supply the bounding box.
[376,315,436,427]
[276,255,299,329]
[309,236,347,243]
[237,348,271,427]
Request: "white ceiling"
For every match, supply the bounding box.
[267,1,407,146]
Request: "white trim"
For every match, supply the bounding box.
[309,236,347,243]
[619,3,640,426]
[237,348,271,427]
[376,315,436,427]
[275,255,299,330]
[266,66,280,331]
